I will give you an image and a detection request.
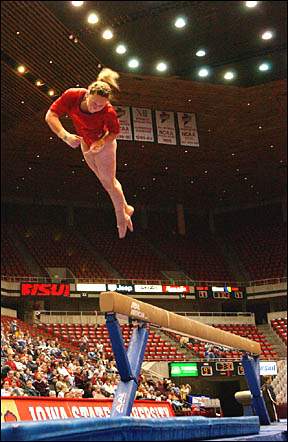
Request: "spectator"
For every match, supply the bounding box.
[49,390,57,397]
[1,381,12,396]
[74,389,84,399]
[83,381,94,398]
[3,370,15,386]
[33,373,50,397]
[74,368,87,390]
[11,379,24,396]
[79,335,88,351]
[92,385,106,399]
[13,354,26,372]
[23,380,40,397]
[103,378,115,397]
[55,374,67,394]
[58,384,69,398]
[5,354,17,371]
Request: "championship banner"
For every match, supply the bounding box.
[114,106,133,141]
[1,398,174,422]
[155,110,177,145]
[177,112,200,147]
[132,107,154,142]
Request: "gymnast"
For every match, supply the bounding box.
[45,68,134,239]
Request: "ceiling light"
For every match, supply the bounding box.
[175,18,186,28]
[156,62,167,72]
[88,13,99,24]
[103,30,113,39]
[116,45,126,54]
[198,68,209,77]
[224,72,234,80]
[259,63,270,71]
[35,80,44,86]
[48,90,55,96]
[21,101,25,104]
[49,60,53,64]
[128,59,139,68]
[196,50,206,57]
[17,65,26,73]
[72,1,83,6]
[262,31,273,40]
[246,1,258,7]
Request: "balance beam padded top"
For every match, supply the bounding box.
[100,292,261,354]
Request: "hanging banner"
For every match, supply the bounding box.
[177,112,200,147]
[132,107,154,142]
[1,398,174,422]
[114,106,133,141]
[155,110,177,145]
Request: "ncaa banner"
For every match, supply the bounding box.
[155,110,177,145]
[115,106,133,141]
[177,112,200,147]
[132,107,154,142]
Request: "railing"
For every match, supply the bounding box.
[37,310,253,318]
[1,275,287,287]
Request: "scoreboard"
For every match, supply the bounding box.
[195,286,246,300]
[198,361,245,377]
[170,361,245,377]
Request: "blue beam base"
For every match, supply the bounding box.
[105,314,149,417]
[241,353,271,425]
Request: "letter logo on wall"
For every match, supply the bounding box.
[21,283,70,297]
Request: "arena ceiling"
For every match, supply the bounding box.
[1,1,287,213]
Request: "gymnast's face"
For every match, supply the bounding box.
[86,93,108,113]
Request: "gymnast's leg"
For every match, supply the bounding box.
[81,140,134,239]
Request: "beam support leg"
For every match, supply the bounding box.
[241,353,270,425]
[105,314,149,417]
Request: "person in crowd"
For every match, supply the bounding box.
[10,378,24,396]
[261,376,279,422]
[33,372,50,396]
[92,385,106,399]
[55,374,68,394]
[49,390,57,397]
[13,354,27,372]
[23,379,40,397]
[103,378,115,397]
[74,367,87,390]
[1,380,12,396]
[4,354,17,371]
[83,381,94,398]
[58,384,69,398]
[3,370,15,386]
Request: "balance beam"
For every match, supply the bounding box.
[100,292,261,354]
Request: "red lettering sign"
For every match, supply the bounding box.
[21,283,70,297]
[162,285,189,293]
[1,398,174,422]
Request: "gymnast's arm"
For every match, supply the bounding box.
[45,110,82,148]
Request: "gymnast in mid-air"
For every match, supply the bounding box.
[45,68,133,239]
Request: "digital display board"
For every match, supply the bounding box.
[195,286,246,300]
[170,363,198,377]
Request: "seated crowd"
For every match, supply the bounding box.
[1,321,191,412]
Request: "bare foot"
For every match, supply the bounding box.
[126,205,134,217]
[116,211,133,239]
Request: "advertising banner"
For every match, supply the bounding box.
[132,107,154,142]
[20,283,70,297]
[114,106,133,141]
[162,285,189,293]
[1,398,174,422]
[155,110,177,145]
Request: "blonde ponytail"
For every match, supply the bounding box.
[97,68,120,90]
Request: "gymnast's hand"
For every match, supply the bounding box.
[58,128,82,148]
[90,138,105,153]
